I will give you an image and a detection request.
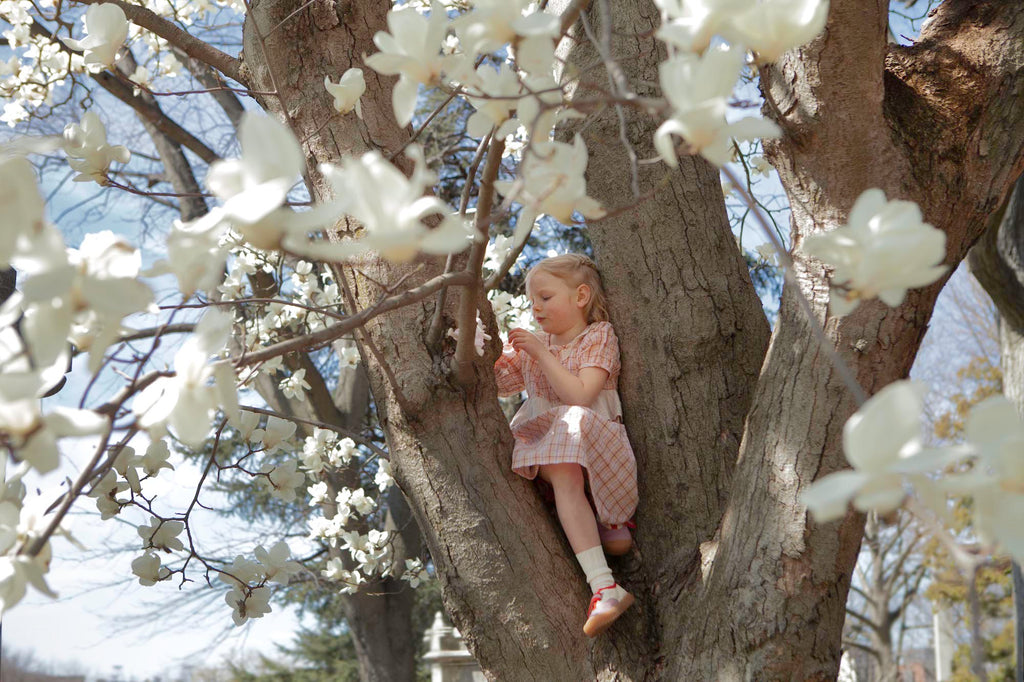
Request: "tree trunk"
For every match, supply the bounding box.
[686,2,1024,678]
[240,0,1024,679]
[971,174,1024,411]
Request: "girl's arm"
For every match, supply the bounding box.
[494,343,526,397]
[508,329,608,407]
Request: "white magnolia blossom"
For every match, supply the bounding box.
[88,469,129,519]
[62,112,131,184]
[112,446,142,494]
[322,557,364,594]
[261,460,305,502]
[654,0,746,54]
[128,65,151,94]
[495,136,605,224]
[338,344,361,369]
[483,234,515,275]
[301,428,337,473]
[308,481,330,505]
[300,146,473,262]
[655,46,780,167]
[0,155,44,265]
[728,0,829,63]
[251,415,297,454]
[204,113,304,246]
[801,381,958,522]
[62,3,129,70]
[402,558,429,588]
[324,68,366,118]
[464,62,523,138]
[225,584,272,626]
[254,541,302,585]
[800,189,948,316]
[138,517,185,552]
[219,555,262,587]
[141,439,174,478]
[150,216,227,297]
[337,487,376,517]
[944,397,1024,561]
[453,0,558,57]
[30,230,153,373]
[375,459,394,492]
[279,368,311,401]
[131,552,170,586]
[230,410,261,441]
[447,315,491,357]
[133,309,237,448]
[0,400,108,474]
[330,437,357,467]
[364,1,451,126]
[654,0,828,61]
[489,290,535,336]
[0,554,56,613]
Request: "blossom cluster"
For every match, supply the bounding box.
[802,381,1024,563]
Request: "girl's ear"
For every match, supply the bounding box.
[576,283,592,309]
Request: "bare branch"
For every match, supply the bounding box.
[454,135,505,384]
[232,270,473,369]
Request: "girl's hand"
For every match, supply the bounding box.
[508,328,547,359]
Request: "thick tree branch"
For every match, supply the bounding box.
[91,70,221,165]
[172,46,246,130]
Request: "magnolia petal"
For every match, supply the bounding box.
[654,118,686,168]
[851,475,906,515]
[19,429,60,474]
[418,215,474,255]
[45,407,107,437]
[800,470,868,522]
[965,395,1020,448]
[392,77,419,128]
[842,380,926,472]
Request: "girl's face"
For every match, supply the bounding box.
[526,270,590,337]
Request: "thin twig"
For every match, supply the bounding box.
[229,270,473,368]
[426,135,490,348]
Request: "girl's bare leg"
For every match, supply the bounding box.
[539,463,600,553]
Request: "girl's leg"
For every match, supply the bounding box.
[538,463,599,552]
[540,462,633,636]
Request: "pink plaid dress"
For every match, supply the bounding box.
[494,321,638,526]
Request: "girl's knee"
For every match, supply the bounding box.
[541,463,585,492]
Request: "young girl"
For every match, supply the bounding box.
[493,254,638,637]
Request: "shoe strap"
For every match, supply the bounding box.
[586,583,619,616]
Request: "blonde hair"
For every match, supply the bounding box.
[525,254,610,323]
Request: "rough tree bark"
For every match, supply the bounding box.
[237,0,1024,679]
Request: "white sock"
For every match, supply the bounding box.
[575,545,614,594]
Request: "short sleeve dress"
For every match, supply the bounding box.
[493,321,638,526]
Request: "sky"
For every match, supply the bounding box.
[2,442,308,681]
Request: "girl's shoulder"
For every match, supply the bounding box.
[575,321,617,349]
[586,320,617,339]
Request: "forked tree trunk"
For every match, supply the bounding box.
[241,0,1024,679]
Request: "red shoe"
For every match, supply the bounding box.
[583,584,634,637]
[598,522,633,556]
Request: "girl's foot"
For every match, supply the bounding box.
[583,584,634,637]
[598,523,632,556]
